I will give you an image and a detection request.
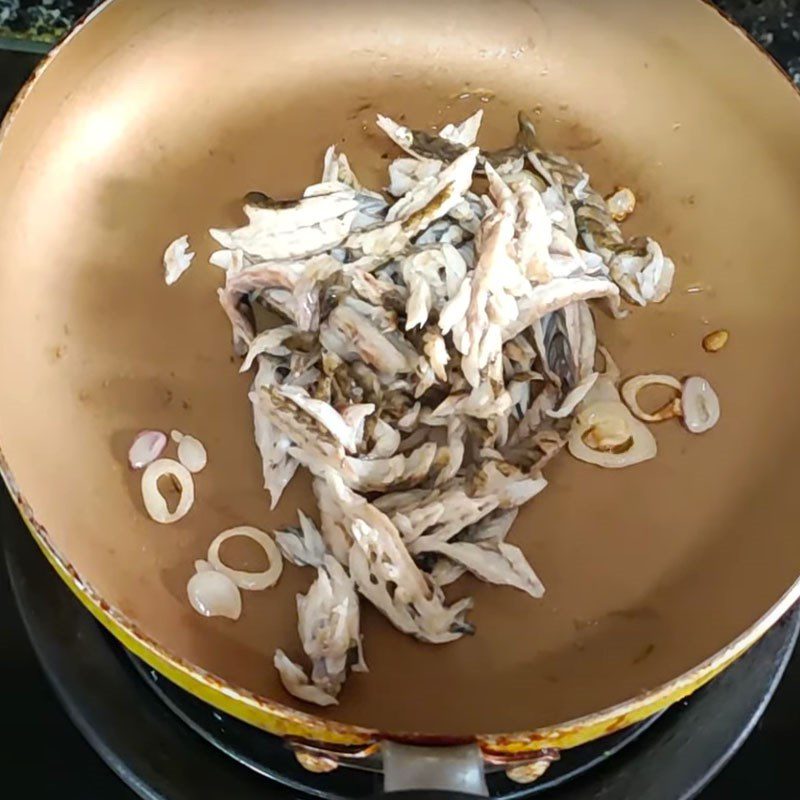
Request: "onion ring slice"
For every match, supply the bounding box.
[128,430,167,469]
[621,373,683,422]
[171,430,208,473]
[187,569,242,619]
[208,526,283,590]
[141,458,195,523]
[569,401,657,468]
[682,376,720,434]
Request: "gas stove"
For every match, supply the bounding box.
[2,3,800,797]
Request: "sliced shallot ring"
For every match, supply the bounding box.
[128,430,167,469]
[568,402,657,468]
[171,430,208,473]
[682,376,720,434]
[187,569,242,619]
[621,374,683,423]
[141,458,195,523]
[582,426,632,453]
[208,526,283,590]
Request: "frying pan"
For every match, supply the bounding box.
[2,0,800,783]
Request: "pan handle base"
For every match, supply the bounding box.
[382,741,488,797]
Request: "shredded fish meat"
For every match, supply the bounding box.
[164,107,718,707]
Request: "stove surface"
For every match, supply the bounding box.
[2,3,800,796]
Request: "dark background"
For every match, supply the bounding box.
[1,1,799,796]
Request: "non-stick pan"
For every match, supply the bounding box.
[1,0,799,779]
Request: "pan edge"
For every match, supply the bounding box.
[1,0,799,754]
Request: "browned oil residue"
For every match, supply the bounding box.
[633,643,656,664]
[347,101,373,120]
[562,121,602,152]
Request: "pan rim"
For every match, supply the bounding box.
[1,0,799,753]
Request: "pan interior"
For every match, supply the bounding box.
[1,0,800,735]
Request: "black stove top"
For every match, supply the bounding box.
[2,4,800,797]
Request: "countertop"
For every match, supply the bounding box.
[0,0,98,49]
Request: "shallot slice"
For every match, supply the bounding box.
[141,459,195,523]
[207,526,283,590]
[128,430,167,469]
[702,330,729,353]
[568,401,657,468]
[171,430,208,473]
[187,569,242,619]
[605,187,636,222]
[621,374,683,423]
[682,377,720,434]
